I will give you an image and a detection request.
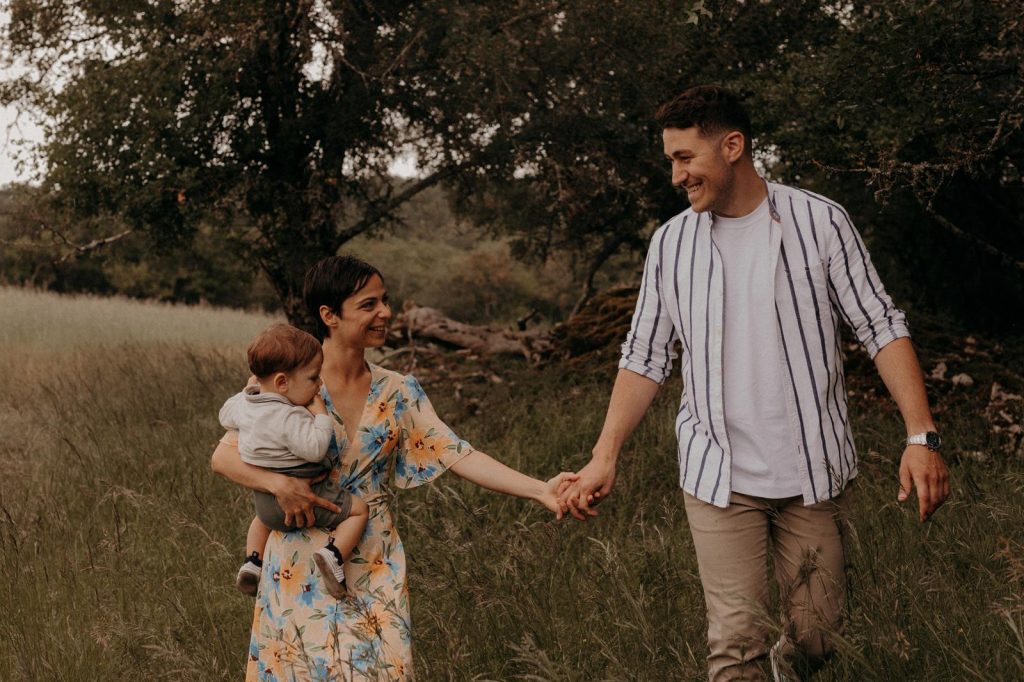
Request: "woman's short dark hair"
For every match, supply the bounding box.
[654,85,753,154]
[303,255,383,340]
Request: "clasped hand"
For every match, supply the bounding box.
[556,454,616,521]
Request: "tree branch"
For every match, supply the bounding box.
[925,208,1024,272]
[46,224,135,263]
[333,167,455,245]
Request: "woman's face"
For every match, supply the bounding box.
[334,274,391,348]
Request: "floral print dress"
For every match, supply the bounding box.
[245,363,472,681]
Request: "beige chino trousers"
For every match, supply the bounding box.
[683,487,853,682]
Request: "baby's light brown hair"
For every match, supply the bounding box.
[247,324,323,379]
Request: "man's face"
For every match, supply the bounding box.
[662,126,737,214]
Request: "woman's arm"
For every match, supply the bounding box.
[447,450,576,519]
[211,437,342,527]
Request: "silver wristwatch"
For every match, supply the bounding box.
[906,431,941,451]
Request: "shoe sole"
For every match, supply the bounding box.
[313,552,348,600]
[236,569,260,597]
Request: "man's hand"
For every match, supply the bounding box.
[561,454,617,521]
[897,445,950,522]
[272,473,342,528]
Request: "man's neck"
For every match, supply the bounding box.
[713,164,768,219]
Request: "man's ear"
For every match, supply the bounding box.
[720,131,746,163]
[272,372,289,392]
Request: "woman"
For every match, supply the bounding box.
[211,255,572,681]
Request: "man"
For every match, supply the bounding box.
[561,86,950,681]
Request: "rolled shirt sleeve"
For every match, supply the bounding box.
[826,207,910,358]
[619,225,679,384]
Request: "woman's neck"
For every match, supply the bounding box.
[321,339,369,384]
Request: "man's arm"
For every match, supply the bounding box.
[564,369,661,520]
[873,337,950,521]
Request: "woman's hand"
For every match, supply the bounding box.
[272,473,343,528]
[211,435,342,528]
[536,472,580,520]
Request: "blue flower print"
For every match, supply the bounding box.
[310,656,332,682]
[298,573,324,607]
[264,554,282,597]
[351,639,381,674]
[360,422,390,452]
[404,375,427,407]
[367,376,386,403]
[392,395,407,422]
[248,634,260,661]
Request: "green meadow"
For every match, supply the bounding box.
[1,287,1022,681]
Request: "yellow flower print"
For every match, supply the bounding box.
[353,599,389,639]
[370,398,393,424]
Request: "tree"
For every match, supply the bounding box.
[2,0,479,326]
[752,0,1023,329]
[5,1,1019,330]
[435,0,1022,326]
[432,0,840,311]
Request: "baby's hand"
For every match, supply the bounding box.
[308,394,328,415]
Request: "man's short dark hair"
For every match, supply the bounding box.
[303,255,383,341]
[655,85,753,154]
[247,324,323,378]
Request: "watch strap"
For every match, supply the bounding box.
[906,431,940,450]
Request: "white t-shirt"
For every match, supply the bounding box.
[713,198,803,498]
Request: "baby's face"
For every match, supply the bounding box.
[283,356,323,407]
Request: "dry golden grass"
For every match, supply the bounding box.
[0,287,1022,680]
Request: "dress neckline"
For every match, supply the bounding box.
[321,362,377,452]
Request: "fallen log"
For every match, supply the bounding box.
[389,302,552,361]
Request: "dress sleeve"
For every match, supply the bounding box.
[393,375,473,489]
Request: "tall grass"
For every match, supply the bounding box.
[0,288,1022,680]
[0,287,282,351]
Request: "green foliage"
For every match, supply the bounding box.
[1,0,496,326]
[3,1,1021,330]
[440,0,840,290]
[443,0,1023,327]
[0,187,280,308]
[751,0,1024,331]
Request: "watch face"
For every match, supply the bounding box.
[925,432,941,450]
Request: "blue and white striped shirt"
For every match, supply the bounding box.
[619,182,909,507]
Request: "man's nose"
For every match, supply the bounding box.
[672,165,687,186]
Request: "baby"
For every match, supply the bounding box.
[219,323,368,599]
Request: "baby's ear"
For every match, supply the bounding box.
[272,372,289,390]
